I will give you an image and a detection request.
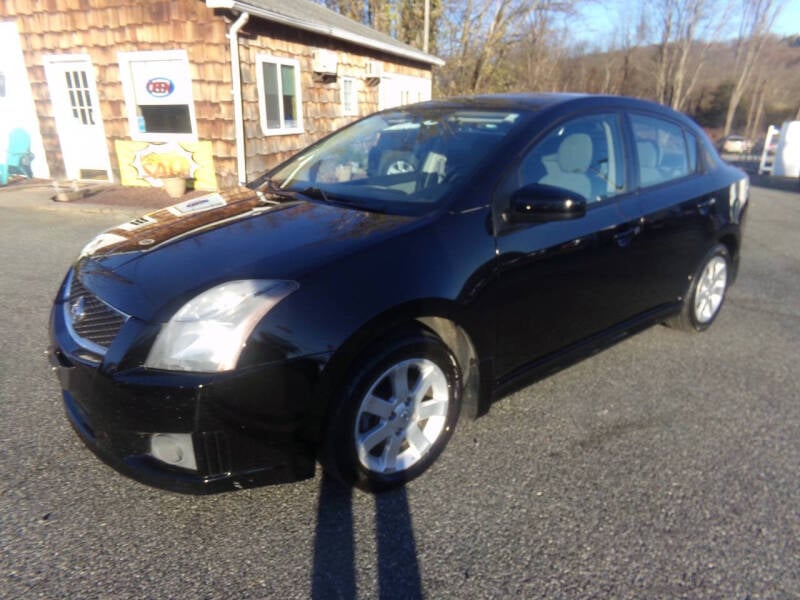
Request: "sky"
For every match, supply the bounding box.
[773,0,800,35]
[573,0,800,50]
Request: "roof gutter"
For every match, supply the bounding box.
[207,0,444,67]
[227,11,249,185]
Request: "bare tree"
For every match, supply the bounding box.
[367,0,393,34]
[744,77,767,141]
[319,0,442,50]
[723,0,784,135]
[321,0,365,22]
[608,6,651,96]
[399,0,443,51]
[650,0,731,111]
[517,6,571,92]
[436,0,576,95]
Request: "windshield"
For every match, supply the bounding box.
[262,107,523,214]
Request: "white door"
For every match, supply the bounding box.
[44,54,113,180]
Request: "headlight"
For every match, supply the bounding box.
[144,279,298,372]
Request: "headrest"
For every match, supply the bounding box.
[637,141,658,169]
[557,133,592,173]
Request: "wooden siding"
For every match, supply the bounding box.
[237,18,432,181]
[6,0,432,188]
[7,0,237,185]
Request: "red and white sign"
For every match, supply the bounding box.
[131,59,191,106]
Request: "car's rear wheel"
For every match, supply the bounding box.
[323,332,461,491]
[668,243,730,332]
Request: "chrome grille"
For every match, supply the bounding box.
[65,273,127,352]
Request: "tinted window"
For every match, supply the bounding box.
[631,114,690,187]
[516,113,625,203]
[139,105,192,134]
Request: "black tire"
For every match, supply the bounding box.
[322,332,461,492]
[667,243,730,332]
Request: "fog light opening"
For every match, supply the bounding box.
[149,433,198,471]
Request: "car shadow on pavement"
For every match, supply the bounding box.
[311,475,423,599]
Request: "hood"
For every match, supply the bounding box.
[75,188,416,321]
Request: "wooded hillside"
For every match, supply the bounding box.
[315,0,800,142]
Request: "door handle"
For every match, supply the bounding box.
[613,224,641,247]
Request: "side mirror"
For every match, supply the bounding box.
[508,183,587,223]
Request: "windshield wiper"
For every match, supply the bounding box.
[255,180,300,204]
[299,186,389,214]
[300,186,332,203]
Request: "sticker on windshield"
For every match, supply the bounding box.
[167,194,227,216]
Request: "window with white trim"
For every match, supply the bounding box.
[256,55,303,135]
[340,77,358,117]
[378,75,432,111]
[118,50,197,142]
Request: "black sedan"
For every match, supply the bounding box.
[49,94,748,493]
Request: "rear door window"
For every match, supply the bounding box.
[630,114,691,187]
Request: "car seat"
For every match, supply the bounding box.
[637,141,661,187]
[540,133,593,200]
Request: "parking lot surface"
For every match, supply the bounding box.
[1,182,798,598]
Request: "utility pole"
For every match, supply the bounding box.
[424,0,430,53]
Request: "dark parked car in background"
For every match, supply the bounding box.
[49,94,748,493]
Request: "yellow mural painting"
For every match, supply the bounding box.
[115,141,218,191]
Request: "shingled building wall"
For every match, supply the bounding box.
[6,0,433,189]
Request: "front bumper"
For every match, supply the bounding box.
[49,293,327,494]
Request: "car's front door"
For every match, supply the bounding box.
[492,111,646,380]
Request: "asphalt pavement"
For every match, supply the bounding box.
[0,180,798,598]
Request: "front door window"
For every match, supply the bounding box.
[515,113,626,203]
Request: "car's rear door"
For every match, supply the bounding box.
[624,112,719,308]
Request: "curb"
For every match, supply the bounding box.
[0,183,158,220]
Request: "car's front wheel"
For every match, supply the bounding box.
[323,332,461,491]
[668,243,730,332]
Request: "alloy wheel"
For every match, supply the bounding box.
[694,255,727,324]
[354,358,449,474]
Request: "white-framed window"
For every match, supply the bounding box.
[378,75,432,111]
[340,76,358,117]
[118,50,197,142]
[256,55,303,136]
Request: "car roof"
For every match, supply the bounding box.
[405,93,582,112]
[396,92,713,158]
[408,93,686,118]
